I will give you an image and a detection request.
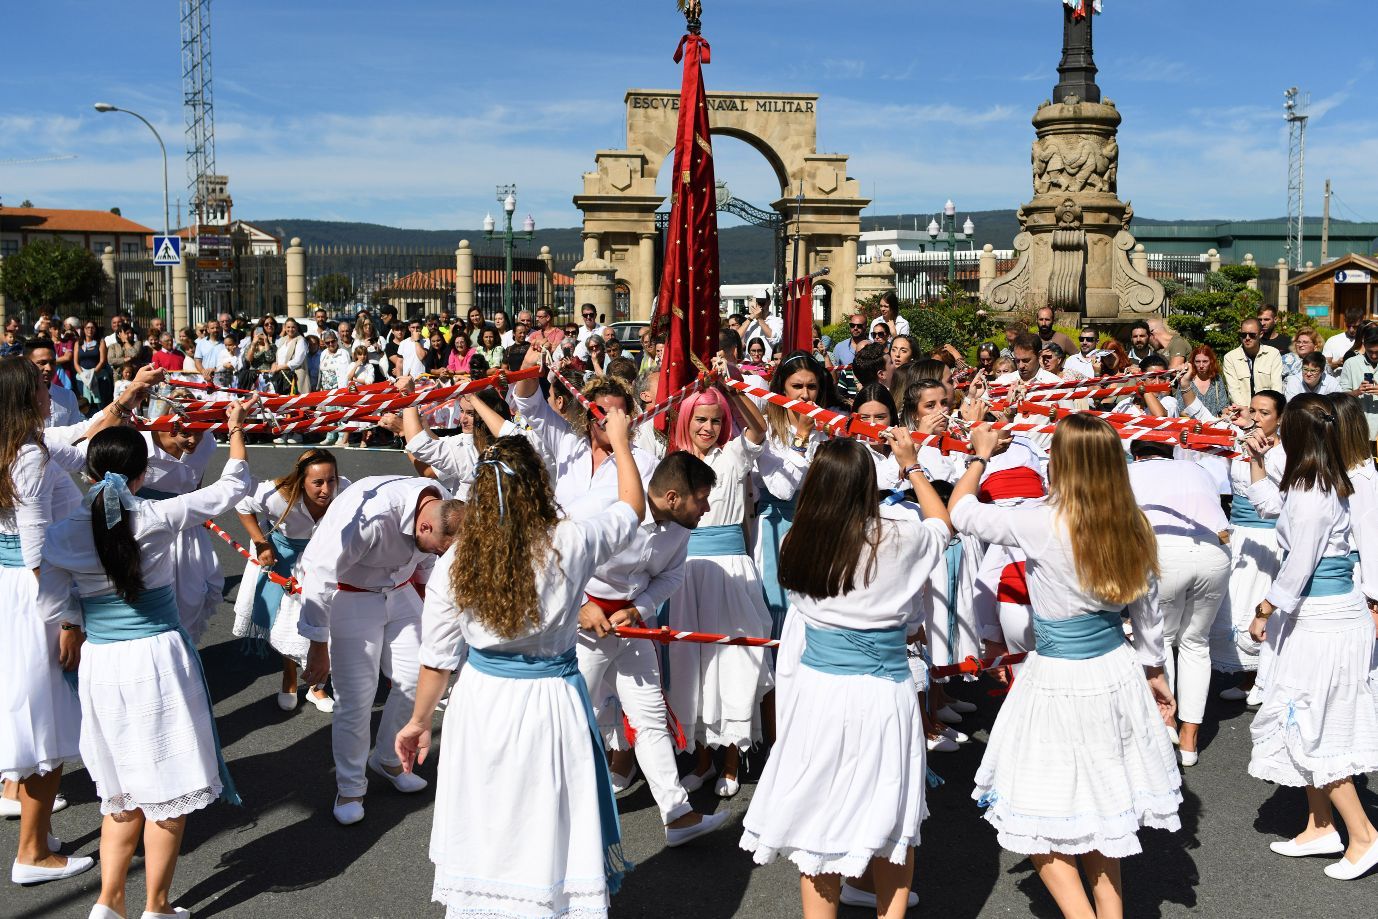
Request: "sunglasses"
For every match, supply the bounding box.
[1079,335,1096,342]
[583,314,596,319]
[1239,332,1259,340]
[849,323,866,330]
[872,330,889,339]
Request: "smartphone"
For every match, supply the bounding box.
[1366,373,1374,384]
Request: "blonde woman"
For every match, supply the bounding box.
[950,414,1180,918]
[396,423,645,919]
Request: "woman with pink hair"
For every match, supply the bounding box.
[664,361,773,798]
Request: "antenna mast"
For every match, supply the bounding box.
[1283,86,1308,271]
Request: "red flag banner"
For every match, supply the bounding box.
[781,276,814,357]
[652,28,721,420]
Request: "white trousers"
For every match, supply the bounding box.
[328,587,422,797]
[1157,534,1230,725]
[578,632,691,825]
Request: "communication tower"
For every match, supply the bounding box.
[1284,87,1308,271]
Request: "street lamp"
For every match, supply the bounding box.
[94,102,172,332]
[926,199,975,286]
[483,184,536,316]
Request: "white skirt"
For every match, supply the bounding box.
[973,643,1182,857]
[1248,591,1378,788]
[80,630,224,819]
[231,560,311,667]
[664,554,774,752]
[174,527,225,644]
[0,568,82,781]
[740,621,926,877]
[430,665,609,919]
[923,536,983,676]
[1209,525,1281,673]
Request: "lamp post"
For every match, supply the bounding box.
[483,184,535,316]
[93,103,172,331]
[926,199,975,286]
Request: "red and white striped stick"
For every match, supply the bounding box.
[203,521,301,593]
[613,625,779,649]
[630,374,707,429]
[929,651,1029,678]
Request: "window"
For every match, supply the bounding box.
[122,241,142,259]
[0,239,18,257]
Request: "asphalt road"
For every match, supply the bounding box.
[7,443,1378,918]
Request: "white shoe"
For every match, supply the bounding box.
[305,689,335,713]
[89,906,124,919]
[275,691,299,712]
[368,756,428,793]
[940,726,969,745]
[0,796,18,819]
[926,734,959,753]
[1178,748,1199,767]
[947,699,977,714]
[1166,724,1180,745]
[11,854,95,885]
[935,705,963,725]
[610,762,639,794]
[1246,685,1264,707]
[1325,838,1378,880]
[332,796,365,826]
[141,909,192,918]
[51,794,67,815]
[839,882,919,909]
[46,833,61,852]
[680,766,716,793]
[1270,831,1344,858]
[714,775,740,798]
[1219,686,1249,701]
[665,809,731,847]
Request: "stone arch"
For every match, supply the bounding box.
[573,89,869,323]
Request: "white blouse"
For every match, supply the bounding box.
[952,494,1165,667]
[755,432,826,502]
[140,430,217,494]
[36,459,252,619]
[1259,485,1354,616]
[275,336,307,372]
[788,502,949,633]
[695,435,766,528]
[419,502,640,667]
[1347,463,1378,602]
[234,476,354,540]
[1,443,82,568]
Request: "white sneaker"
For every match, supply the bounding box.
[0,796,19,819]
[141,908,192,918]
[1246,685,1264,707]
[940,726,969,745]
[46,833,61,852]
[368,756,428,793]
[332,795,365,825]
[1324,838,1378,880]
[276,691,299,712]
[89,906,123,919]
[935,705,963,725]
[839,882,919,909]
[1219,686,1249,701]
[680,765,716,794]
[1270,831,1344,858]
[926,734,959,754]
[1178,748,1199,767]
[305,689,335,713]
[11,854,95,885]
[947,699,978,714]
[610,762,639,794]
[665,809,731,847]
[714,775,740,798]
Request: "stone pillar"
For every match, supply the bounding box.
[455,240,474,315]
[854,253,897,304]
[0,255,7,325]
[286,237,306,318]
[978,244,997,297]
[572,254,616,318]
[839,236,859,323]
[538,245,555,315]
[582,232,600,262]
[1207,248,1221,273]
[172,253,189,332]
[1276,258,1289,313]
[1243,253,1258,291]
[1130,243,1149,278]
[100,246,118,319]
[636,234,657,321]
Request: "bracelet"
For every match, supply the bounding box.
[1254,603,1272,620]
[228,425,245,437]
[900,463,923,479]
[60,622,82,632]
[969,455,991,467]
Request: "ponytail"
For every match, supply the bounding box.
[91,500,144,602]
[84,428,150,601]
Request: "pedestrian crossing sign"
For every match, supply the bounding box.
[152,235,181,266]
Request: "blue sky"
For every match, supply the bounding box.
[3,0,1376,235]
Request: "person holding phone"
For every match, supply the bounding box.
[1338,325,1378,446]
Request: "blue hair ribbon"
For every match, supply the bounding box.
[82,472,138,528]
[475,458,516,519]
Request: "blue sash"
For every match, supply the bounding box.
[1032,609,1126,660]
[1301,552,1358,598]
[0,533,23,568]
[943,537,964,666]
[247,531,310,651]
[801,624,910,683]
[755,493,795,640]
[1230,495,1276,530]
[136,487,179,501]
[467,646,631,893]
[79,584,241,807]
[687,524,747,558]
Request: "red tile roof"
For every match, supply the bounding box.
[0,207,156,235]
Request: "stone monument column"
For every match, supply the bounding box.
[839,236,859,317]
[286,237,306,318]
[172,253,189,331]
[100,246,118,319]
[455,240,474,315]
[637,233,657,320]
[538,246,555,314]
[986,5,1163,320]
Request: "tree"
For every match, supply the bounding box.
[0,238,108,312]
[1169,264,1262,356]
[19,199,34,208]
[109,207,122,216]
[310,272,355,309]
